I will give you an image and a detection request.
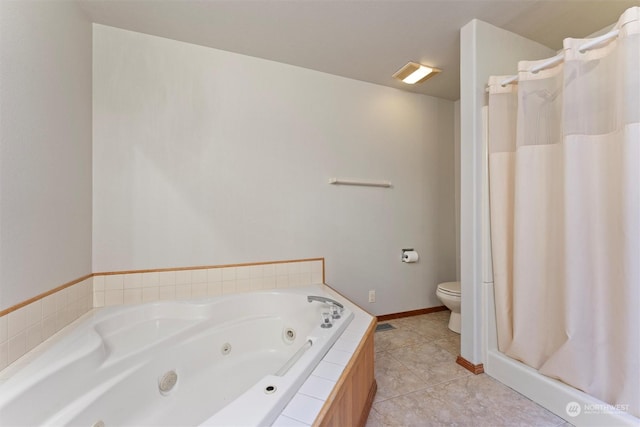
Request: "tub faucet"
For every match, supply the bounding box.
[307,295,344,309]
[307,296,344,319]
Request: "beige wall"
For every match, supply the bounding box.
[0,1,93,311]
[92,25,456,314]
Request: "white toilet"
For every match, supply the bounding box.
[436,281,461,334]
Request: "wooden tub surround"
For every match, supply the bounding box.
[314,317,377,427]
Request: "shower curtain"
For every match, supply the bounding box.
[487,7,639,417]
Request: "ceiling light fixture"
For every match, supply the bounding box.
[393,62,441,84]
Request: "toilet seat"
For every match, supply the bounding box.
[437,281,461,297]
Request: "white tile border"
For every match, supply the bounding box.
[272,414,311,427]
[282,393,325,425]
[279,284,375,426]
[298,375,336,401]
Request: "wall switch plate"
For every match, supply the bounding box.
[369,290,376,303]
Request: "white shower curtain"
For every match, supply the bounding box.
[488,7,639,417]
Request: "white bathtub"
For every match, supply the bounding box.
[0,287,353,426]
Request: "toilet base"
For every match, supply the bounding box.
[448,311,461,334]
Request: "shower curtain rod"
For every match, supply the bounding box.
[499,28,621,87]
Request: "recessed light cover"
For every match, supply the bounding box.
[393,62,441,84]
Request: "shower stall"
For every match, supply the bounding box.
[462,6,639,427]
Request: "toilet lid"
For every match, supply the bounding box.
[437,281,461,296]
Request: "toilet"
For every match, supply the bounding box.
[436,281,461,334]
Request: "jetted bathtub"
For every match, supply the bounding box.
[0,286,353,426]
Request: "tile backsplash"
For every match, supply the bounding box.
[0,277,93,371]
[0,259,324,372]
[93,260,324,308]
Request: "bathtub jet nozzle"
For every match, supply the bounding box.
[159,370,178,395]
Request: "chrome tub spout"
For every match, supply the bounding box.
[307,295,344,310]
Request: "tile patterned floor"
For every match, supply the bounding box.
[366,311,572,427]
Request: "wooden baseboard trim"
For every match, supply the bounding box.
[377,306,448,322]
[358,380,378,427]
[456,355,484,374]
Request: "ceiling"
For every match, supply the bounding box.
[77,0,638,101]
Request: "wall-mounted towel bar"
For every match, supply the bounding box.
[329,178,392,188]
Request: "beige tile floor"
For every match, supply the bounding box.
[366,311,572,427]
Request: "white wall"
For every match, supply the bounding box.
[459,19,554,363]
[93,25,456,314]
[0,1,93,310]
[454,100,461,280]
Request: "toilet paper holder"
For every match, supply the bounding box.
[401,248,419,263]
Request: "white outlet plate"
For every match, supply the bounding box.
[369,290,376,303]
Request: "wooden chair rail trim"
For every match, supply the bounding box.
[93,257,324,275]
[0,273,93,317]
[0,258,325,317]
